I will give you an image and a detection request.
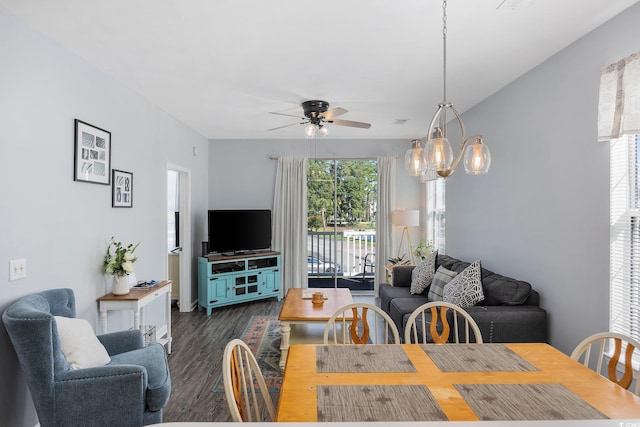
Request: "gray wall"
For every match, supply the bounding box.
[0,6,209,426]
[448,3,640,355]
[208,138,425,245]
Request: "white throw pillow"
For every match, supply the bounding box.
[410,251,438,295]
[443,260,485,308]
[54,316,111,369]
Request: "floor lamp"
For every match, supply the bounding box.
[391,209,420,264]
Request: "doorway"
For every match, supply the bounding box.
[167,164,192,312]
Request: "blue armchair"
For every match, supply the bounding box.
[2,288,171,427]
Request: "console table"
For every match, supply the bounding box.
[97,280,172,354]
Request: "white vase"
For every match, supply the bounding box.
[112,275,130,295]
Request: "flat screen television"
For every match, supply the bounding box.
[207,209,272,254]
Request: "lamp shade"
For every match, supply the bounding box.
[391,209,419,227]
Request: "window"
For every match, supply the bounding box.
[425,178,446,253]
[610,134,640,342]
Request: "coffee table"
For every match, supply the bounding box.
[278,287,353,369]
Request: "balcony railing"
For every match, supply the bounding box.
[307,230,376,280]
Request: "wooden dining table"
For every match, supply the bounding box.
[276,343,640,422]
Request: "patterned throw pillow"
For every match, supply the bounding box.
[427,265,458,301]
[410,251,438,295]
[443,260,485,308]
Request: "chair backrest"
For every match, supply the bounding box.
[570,332,640,395]
[222,339,276,422]
[2,289,76,422]
[404,301,483,344]
[323,303,400,344]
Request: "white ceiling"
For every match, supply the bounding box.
[2,0,638,139]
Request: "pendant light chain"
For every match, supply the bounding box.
[442,0,447,104]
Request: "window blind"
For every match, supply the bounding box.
[610,134,640,342]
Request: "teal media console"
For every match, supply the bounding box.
[198,251,281,315]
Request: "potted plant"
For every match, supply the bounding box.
[104,237,140,295]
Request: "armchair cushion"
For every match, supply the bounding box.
[54,316,111,369]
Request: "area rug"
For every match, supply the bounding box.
[213,316,283,393]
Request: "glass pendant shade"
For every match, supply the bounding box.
[305,123,316,138]
[424,135,453,172]
[463,138,491,174]
[319,126,329,137]
[404,140,424,177]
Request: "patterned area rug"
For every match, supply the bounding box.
[213,316,283,392]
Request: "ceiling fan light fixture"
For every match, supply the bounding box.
[305,123,316,138]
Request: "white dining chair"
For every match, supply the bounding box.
[570,331,640,395]
[404,301,483,344]
[222,339,276,422]
[323,303,400,344]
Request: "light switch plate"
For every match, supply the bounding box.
[9,259,26,281]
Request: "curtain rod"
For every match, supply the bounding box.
[269,155,400,160]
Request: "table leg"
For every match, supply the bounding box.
[166,286,172,354]
[133,309,140,330]
[100,308,108,334]
[279,321,291,369]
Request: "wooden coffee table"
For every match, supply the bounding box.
[278,287,353,369]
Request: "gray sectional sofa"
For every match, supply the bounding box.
[379,254,548,343]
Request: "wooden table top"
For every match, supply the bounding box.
[276,343,640,422]
[97,280,171,301]
[278,288,353,321]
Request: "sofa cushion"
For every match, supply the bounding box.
[389,296,429,335]
[410,251,438,295]
[443,260,484,308]
[436,254,532,306]
[481,275,532,305]
[428,266,458,301]
[379,283,413,313]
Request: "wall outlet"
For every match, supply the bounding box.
[9,259,26,281]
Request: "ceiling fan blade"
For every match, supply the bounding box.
[321,107,348,120]
[269,111,304,119]
[267,122,302,131]
[330,118,372,129]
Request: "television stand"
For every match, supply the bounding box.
[197,251,281,315]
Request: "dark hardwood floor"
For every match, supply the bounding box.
[163,293,374,422]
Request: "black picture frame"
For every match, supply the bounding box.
[74,119,111,185]
[112,169,133,208]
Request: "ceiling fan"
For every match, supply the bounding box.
[268,100,371,137]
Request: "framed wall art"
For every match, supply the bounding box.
[112,169,133,208]
[74,119,111,185]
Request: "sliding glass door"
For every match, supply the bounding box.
[307,159,377,291]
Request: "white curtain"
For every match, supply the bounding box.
[598,51,640,141]
[272,157,308,292]
[375,156,396,296]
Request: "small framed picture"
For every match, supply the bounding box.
[112,169,133,208]
[74,119,111,185]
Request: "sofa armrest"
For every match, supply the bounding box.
[98,329,145,355]
[465,306,548,343]
[391,265,415,287]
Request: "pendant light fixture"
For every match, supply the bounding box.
[420,0,491,179]
[404,139,424,176]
